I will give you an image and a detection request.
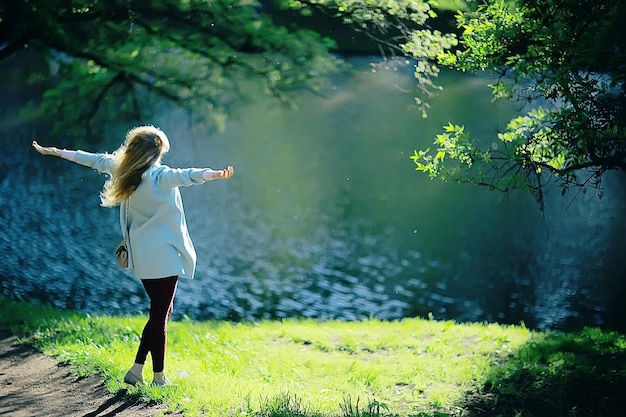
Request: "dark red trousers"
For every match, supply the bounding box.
[135,276,178,373]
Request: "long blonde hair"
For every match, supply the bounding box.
[100,125,170,207]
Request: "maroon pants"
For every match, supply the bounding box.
[135,276,178,373]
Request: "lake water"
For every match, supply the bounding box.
[2,57,625,331]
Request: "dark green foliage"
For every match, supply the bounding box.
[0,0,340,137]
[412,0,626,207]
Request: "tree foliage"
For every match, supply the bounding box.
[1,0,459,138]
[0,0,340,136]
[411,0,626,206]
[279,0,458,116]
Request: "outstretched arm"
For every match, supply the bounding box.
[32,141,76,161]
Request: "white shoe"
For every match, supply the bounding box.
[124,370,145,385]
[152,376,173,386]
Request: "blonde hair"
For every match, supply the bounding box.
[100,125,170,207]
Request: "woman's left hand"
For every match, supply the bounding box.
[32,141,60,157]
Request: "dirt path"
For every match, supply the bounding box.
[0,333,183,417]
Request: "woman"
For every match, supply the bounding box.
[32,125,234,386]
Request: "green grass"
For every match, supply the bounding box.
[2,296,625,417]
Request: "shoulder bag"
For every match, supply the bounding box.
[115,198,129,268]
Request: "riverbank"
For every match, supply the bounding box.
[2,296,625,417]
[0,332,181,417]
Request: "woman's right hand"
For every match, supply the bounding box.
[32,141,60,157]
[215,165,235,179]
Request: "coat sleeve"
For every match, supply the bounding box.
[153,166,209,188]
[74,151,115,175]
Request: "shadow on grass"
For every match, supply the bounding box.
[457,327,626,417]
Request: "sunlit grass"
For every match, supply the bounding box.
[2,296,625,417]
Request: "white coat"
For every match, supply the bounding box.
[75,150,213,280]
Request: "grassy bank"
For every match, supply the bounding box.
[1,296,625,417]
